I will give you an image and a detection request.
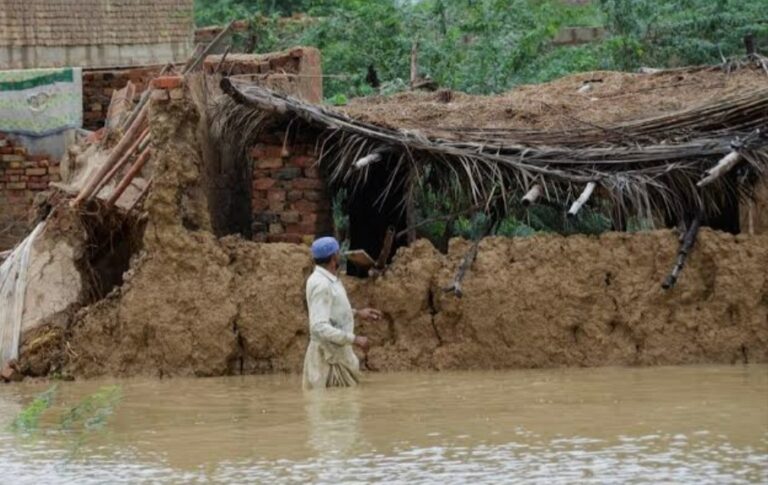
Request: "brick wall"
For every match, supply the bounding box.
[204,47,323,103]
[250,134,333,244]
[147,74,333,244]
[82,65,166,131]
[0,134,61,249]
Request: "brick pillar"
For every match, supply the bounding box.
[250,135,332,244]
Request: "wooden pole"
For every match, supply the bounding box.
[697,151,741,187]
[92,128,150,197]
[443,239,480,298]
[106,148,152,207]
[410,40,419,88]
[521,184,543,206]
[127,177,153,213]
[375,226,396,269]
[184,21,236,74]
[405,168,417,244]
[662,215,701,290]
[567,182,596,217]
[71,103,149,207]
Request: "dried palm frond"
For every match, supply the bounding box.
[210,66,768,226]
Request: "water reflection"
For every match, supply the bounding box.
[305,388,364,457]
[0,365,765,483]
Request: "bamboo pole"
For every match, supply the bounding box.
[91,128,150,197]
[106,148,152,208]
[567,182,596,217]
[71,103,149,207]
[697,151,741,187]
[127,177,153,213]
[521,184,543,206]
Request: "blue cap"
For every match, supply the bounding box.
[311,236,340,259]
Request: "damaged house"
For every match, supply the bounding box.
[1,19,767,379]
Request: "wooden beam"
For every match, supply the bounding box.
[410,40,419,88]
[106,148,152,208]
[375,226,396,269]
[71,104,149,207]
[662,215,702,290]
[567,182,596,217]
[92,128,150,198]
[697,151,741,187]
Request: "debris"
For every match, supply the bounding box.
[1,359,24,382]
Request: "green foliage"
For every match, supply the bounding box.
[196,0,765,98]
[9,385,58,432]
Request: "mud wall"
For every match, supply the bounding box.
[31,77,767,379]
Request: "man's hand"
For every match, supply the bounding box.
[356,308,383,321]
[353,335,369,352]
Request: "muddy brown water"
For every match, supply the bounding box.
[0,365,766,484]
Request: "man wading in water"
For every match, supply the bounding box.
[303,237,382,390]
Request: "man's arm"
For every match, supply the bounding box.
[353,308,383,320]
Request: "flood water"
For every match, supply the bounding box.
[0,365,766,484]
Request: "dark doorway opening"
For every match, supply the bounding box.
[343,156,409,277]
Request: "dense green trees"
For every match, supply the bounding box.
[195,0,767,99]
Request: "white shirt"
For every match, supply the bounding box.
[302,266,360,389]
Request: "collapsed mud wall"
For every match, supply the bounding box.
[60,228,768,378]
[21,78,767,379]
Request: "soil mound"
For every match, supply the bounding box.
[343,66,766,131]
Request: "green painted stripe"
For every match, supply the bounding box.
[0,69,74,92]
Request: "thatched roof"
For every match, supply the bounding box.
[212,60,768,225]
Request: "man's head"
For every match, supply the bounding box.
[311,236,340,269]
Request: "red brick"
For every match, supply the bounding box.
[27,182,49,190]
[150,76,183,89]
[280,211,301,224]
[253,178,276,190]
[256,158,283,169]
[304,190,326,202]
[252,198,269,212]
[293,178,325,190]
[25,168,46,176]
[291,199,327,212]
[267,234,303,244]
[286,223,320,235]
[267,190,286,202]
[304,166,321,178]
[7,182,26,190]
[287,190,303,202]
[291,155,315,168]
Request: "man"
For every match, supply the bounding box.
[303,236,382,390]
